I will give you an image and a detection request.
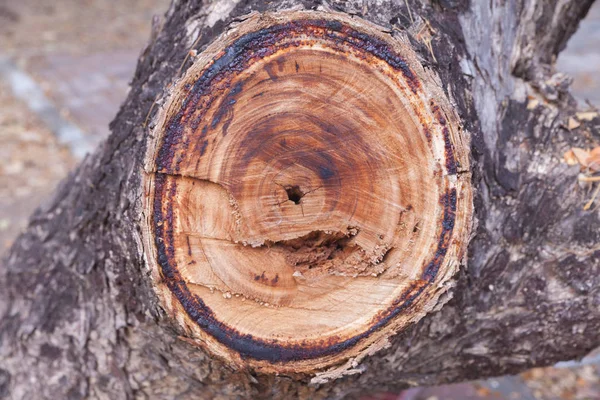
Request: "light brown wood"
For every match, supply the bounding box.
[142,11,472,373]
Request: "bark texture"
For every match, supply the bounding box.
[1,0,599,399]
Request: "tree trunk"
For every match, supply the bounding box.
[1,0,598,399]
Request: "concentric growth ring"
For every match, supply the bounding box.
[143,11,472,373]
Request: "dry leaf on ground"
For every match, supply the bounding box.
[576,111,599,121]
[564,147,600,172]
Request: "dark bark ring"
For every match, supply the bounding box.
[142,11,473,374]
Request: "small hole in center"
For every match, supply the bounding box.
[285,185,304,205]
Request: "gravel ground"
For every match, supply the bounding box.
[557,3,600,108]
[0,79,74,250]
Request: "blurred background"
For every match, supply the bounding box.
[0,1,598,399]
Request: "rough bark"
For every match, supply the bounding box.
[0,0,598,399]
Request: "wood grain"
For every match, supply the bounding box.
[143,11,472,373]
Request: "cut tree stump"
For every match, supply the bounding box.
[143,11,472,373]
[1,1,599,399]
